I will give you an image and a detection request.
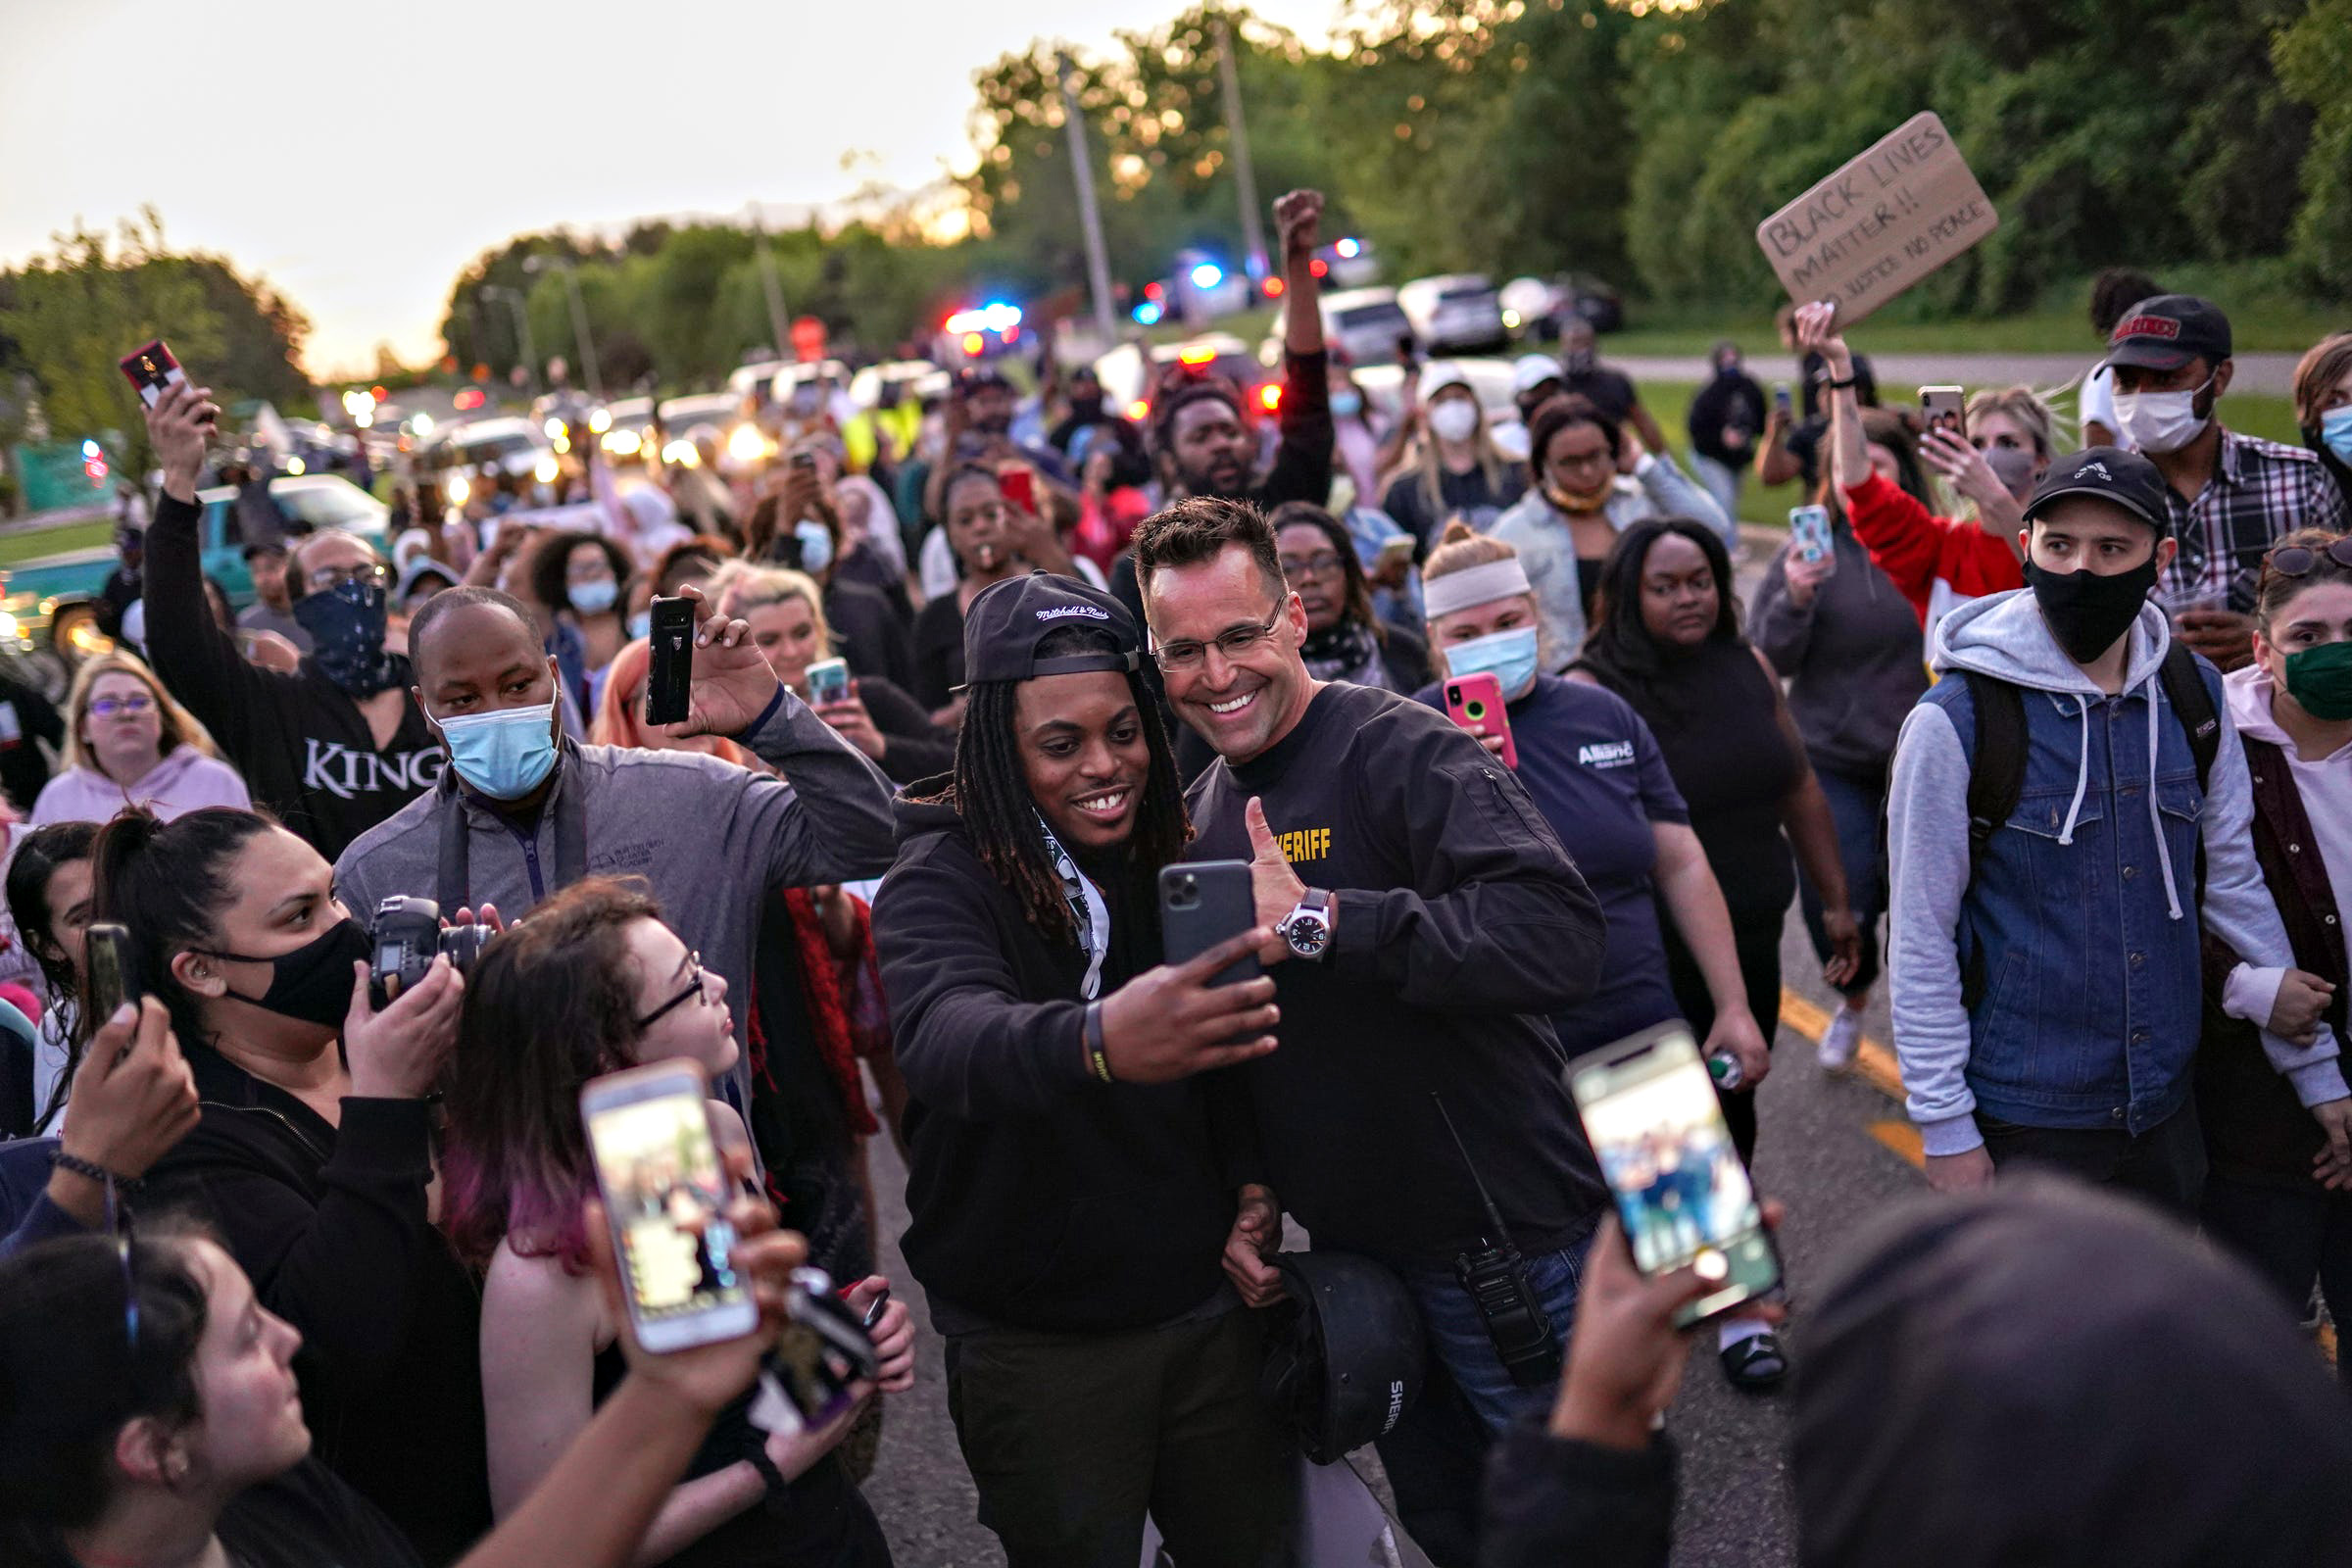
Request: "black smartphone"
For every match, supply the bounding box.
[1395,332,1419,371]
[757,1267,880,1433]
[1567,1023,1784,1327]
[1159,860,1261,988]
[85,922,131,1026]
[644,596,695,727]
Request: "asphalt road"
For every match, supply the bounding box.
[856,539,1924,1567]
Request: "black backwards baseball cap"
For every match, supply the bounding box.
[2024,447,2173,535]
[2100,294,2232,373]
[956,570,1142,692]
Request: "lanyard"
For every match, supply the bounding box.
[1037,813,1110,1000]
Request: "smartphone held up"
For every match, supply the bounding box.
[644,596,695,727]
[1568,1024,1783,1327]
[1444,672,1518,769]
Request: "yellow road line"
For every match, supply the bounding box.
[1866,1120,1925,1167]
[1778,988,1907,1103]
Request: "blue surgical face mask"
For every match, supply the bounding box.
[1445,625,1542,701]
[2321,407,2352,466]
[569,578,618,614]
[794,519,835,576]
[436,701,559,800]
[1332,390,1363,418]
[627,609,652,641]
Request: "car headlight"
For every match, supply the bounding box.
[445,473,470,507]
[603,428,642,457]
[726,423,769,466]
[533,453,560,485]
[662,439,699,467]
[0,612,22,644]
[588,408,612,434]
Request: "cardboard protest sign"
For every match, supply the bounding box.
[1755,112,1996,325]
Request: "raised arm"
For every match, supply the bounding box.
[1791,303,1870,498]
[1259,189,1335,509]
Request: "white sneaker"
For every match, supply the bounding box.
[1818,1006,1865,1072]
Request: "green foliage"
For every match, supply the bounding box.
[0,211,303,476]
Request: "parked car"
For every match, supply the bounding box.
[1318,287,1416,368]
[1094,334,1270,425]
[1499,273,1627,339]
[417,416,553,500]
[2,472,390,668]
[1396,274,1510,356]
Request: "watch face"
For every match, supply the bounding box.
[1284,914,1329,956]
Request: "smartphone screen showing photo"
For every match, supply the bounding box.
[585,1090,748,1330]
[1571,1026,1780,1323]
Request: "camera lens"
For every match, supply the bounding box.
[440,922,493,975]
[1465,701,1485,721]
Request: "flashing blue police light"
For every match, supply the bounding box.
[1131,301,1165,326]
[1189,262,1224,290]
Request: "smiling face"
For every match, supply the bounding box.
[83,670,165,781]
[1636,531,1722,651]
[1143,541,1310,763]
[1275,520,1348,631]
[623,916,736,1078]
[742,594,823,691]
[1169,395,1252,498]
[1013,670,1151,852]
[174,1238,311,1492]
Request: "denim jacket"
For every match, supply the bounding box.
[1886,592,2344,1155]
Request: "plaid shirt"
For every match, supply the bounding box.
[2158,428,2350,606]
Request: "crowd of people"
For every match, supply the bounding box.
[1,174,2349,1568]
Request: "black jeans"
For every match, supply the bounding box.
[2201,1172,2352,1388]
[1663,905,1786,1165]
[944,1307,1291,1568]
[1978,1102,2207,1219]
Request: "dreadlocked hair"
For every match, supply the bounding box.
[931,625,1190,941]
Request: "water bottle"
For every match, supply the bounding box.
[1707,1051,1745,1091]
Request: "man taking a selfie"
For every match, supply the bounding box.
[874,571,1292,1567]
[143,378,442,859]
[1134,496,1609,1565]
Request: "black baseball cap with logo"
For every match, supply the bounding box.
[2024,447,2173,535]
[957,570,1142,691]
[2100,294,2232,373]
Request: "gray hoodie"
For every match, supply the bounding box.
[333,690,898,1105]
[1885,589,2344,1157]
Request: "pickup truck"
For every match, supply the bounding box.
[1,473,389,668]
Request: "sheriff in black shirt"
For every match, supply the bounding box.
[1135,496,1609,1565]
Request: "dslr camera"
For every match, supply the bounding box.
[369,896,492,1005]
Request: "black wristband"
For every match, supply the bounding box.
[1827,375,1859,390]
[1085,1003,1114,1084]
[747,1446,789,1504]
[50,1151,142,1195]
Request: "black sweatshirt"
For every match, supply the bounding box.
[145,494,444,861]
[1185,682,1610,1262]
[147,1048,488,1565]
[873,792,1240,1332]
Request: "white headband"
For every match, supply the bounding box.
[1422,558,1534,618]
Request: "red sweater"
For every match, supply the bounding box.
[1840,472,2023,630]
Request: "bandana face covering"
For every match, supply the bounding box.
[293,579,396,696]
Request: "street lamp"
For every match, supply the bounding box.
[480,284,540,401]
[522,254,603,402]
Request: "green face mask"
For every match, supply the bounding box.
[2283,641,2352,721]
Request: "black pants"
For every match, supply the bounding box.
[1663,905,1785,1165]
[944,1308,1291,1568]
[2202,1172,2352,1388]
[1978,1102,2207,1219]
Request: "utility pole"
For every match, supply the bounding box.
[526,255,604,401]
[1214,13,1267,283]
[1058,52,1119,342]
[481,284,540,400]
[750,203,792,362]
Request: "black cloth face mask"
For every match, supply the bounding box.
[2023,555,2160,664]
[203,916,372,1028]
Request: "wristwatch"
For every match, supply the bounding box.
[1277,889,1335,962]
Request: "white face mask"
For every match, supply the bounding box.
[1428,400,1480,444]
[2113,378,2213,455]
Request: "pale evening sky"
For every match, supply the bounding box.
[0,0,1339,379]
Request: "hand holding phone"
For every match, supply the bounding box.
[644,596,695,727]
[85,923,132,1031]
[999,466,1038,515]
[1788,504,1836,568]
[119,341,187,410]
[582,1060,760,1353]
[1444,673,1518,769]
[1568,1024,1784,1327]
[1919,385,1966,444]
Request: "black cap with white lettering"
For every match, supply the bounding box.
[2100,294,2231,373]
[2024,447,2173,536]
[957,570,1141,691]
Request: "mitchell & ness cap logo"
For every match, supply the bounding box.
[1036,604,1110,622]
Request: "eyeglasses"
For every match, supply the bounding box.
[89,694,156,719]
[636,951,710,1029]
[1278,552,1345,580]
[304,562,390,594]
[2267,537,2352,578]
[1152,607,1287,671]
